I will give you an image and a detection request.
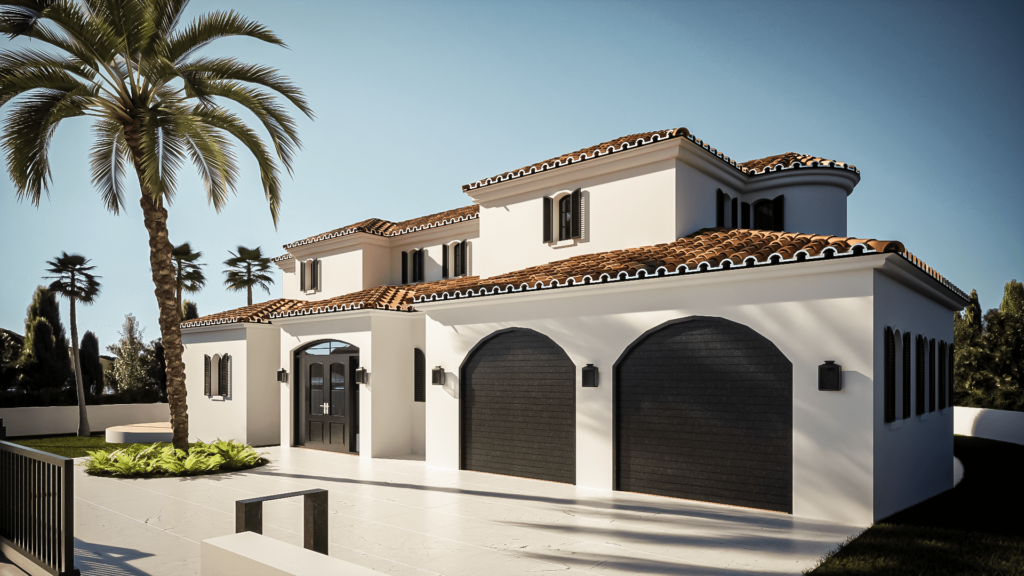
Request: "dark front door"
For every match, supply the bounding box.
[300,352,356,453]
[461,328,576,484]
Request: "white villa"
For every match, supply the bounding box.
[181,127,967,525]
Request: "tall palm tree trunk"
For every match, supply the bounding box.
[69,297,91,437]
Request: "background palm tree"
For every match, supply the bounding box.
[223,246,274,306]
[172,242,205,318]
[0,0,311,449]
[45,252,101,436]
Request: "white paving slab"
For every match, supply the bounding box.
[70,446,865,575]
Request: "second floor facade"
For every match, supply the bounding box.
[274,127,861,300]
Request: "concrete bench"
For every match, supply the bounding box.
[201,532,381,576]
[104,422,173,444]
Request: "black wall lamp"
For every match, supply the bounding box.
[582,364,598,387]
[818,360,842,391]
[432,367,445,385]
[355,367,368,384]
[276,369,288,383]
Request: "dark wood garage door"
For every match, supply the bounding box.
[615,317,792,513]
[461,328,576,484]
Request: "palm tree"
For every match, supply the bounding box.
[172,242,205,318]
[45,252,101,437]
[223,246,274,306]
[0,0,311,450]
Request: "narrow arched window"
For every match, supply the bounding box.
[453,242,462,277]
[754,200,773,231]
[558,195,572,241]
[884,326,895,423]
[902,332,912,419]
[414,348,425,402]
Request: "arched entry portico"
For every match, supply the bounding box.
[294,340,360,453]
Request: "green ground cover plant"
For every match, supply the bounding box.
[83,440,268,478]
[11,433,131,458]
[808,436,1024,575]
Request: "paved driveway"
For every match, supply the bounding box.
[70,447,864,575]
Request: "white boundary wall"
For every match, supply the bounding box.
[0,403,169,437]
[954,406,1024,445]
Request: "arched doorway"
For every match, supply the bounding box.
[614,317,792,512]
[460,328,576,484]
[295,340,359,453]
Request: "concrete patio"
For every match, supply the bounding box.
[66,446,865,575]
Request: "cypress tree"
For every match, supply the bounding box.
[18,287,72,391]
[80,331,104,397]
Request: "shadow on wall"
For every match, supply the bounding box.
[74,538,154,576]
[954,407,1024,446]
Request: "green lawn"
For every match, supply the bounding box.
[9,433,133,458]
[808,435,1024,575]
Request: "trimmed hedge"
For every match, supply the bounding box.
[0,386,165,408]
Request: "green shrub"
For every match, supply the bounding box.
[84,440,267,478]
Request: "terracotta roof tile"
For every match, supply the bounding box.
[461,129,859,192]
[283,206,479,250]
[180,299,303,328]
[269,285,415,318]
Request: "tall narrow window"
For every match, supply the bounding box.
[558,195,572,241]
[442,244,449,278]
[401,251,408,284]
[902,332,912,419]
[731,198,738,228]
[543,197,553,243]
[571,189,582,239]
[410,249,424,282]
[741,202,750,229]
[414,348,425,402]
[219,354,231,397]
[300,260,306,291]
[772,195,785,231]
[916,335,926,415]
[453,242,462,277]
[938,342,947,410]
[716,189,725,227]
[884,327,895,424]
[948,344,955,407]
[204,354,212,396]
[754,200,773,231]
[460,239,468,275]
[929,339,936,412]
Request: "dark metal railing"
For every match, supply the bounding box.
[235,489,328,555]
[0,440,79,576]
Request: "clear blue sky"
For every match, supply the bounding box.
[1,0,1022,350]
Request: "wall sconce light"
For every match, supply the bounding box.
[432,367,445,385]
[354,367,368,384]
[582,364,598,387]
[818,360,842,391]
[276,369,288,383]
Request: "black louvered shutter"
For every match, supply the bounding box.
[916,335,925,415]
[204,355,211,396]
[220,354,231,397]
[731,198,738,228]
[543,197,553,243]
[772,195,785,231]
[571,189,582,239]
[929,339,936,412]
[938,342,947,409]
[903,332,912,419]
[300,260,306,291]
[741,202,750,228]
[442,245,449,278]
[452,243,461,277]
[414,348,425,402]
[460,240,468,275]
[948,344,955,406]
[884,327,895,423]
[401,251,408,284]
[716,190,725,227]
[315,259,321,290]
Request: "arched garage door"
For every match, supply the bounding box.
[461,328,575,484]
[615,317,792,512]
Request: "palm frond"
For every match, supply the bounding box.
[167,10,284,64]
[177,57,312,119]
[180,115,238,211]
[2,85,92,204]
[89,118,129,213]
[135,104,188,203]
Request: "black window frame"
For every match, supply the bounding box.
[558,195,572,241]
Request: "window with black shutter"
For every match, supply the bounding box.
[414,348,425,402]
[772,195,785,231]
[884,327,895,423]
[948,344,955,406]
[903,332,912,419]
[938,342,947,410]
[219,354,231,397]
[916,335,926,415]
[299,260,306,291]
[204,354,212,396]
[401,251,408,284]
[571,189,582,239]
[741,202,750,228]
[543,197,553,243]
[716,189,725,227]
[442,244,449,278]
[416,249,425,282]
[929,339,936,412]
[731,198,738,228]
[753,200,772,230]
[453,242,461,277]
[558,195,572,241]
[460,240,468,275]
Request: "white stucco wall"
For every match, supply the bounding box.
[244,325,282,446]
[954,407,1024,445]
[424,256,887,524]
[0,403,169,437]
[872,267,956,520]
[276,259,300,300]
[389,221,479,286]
[741,181,850,237]
[182,326,249,443]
